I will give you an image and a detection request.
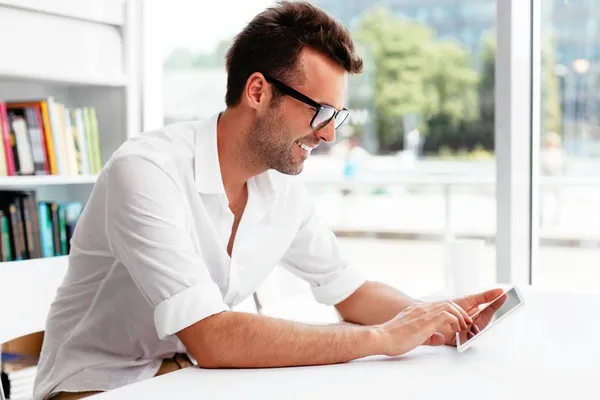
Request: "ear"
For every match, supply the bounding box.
[243,72,271,112]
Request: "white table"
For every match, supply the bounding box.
[95,287,600,399]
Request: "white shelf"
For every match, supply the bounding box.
[0,3,126,89]
[0,0,125,26]
[0,68,128,87]
[0,174,98,188]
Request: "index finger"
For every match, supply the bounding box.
[460,288,505,309]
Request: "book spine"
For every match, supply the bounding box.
[50,203,61,256]
[0,210,5,261]
[14,199,28,259]
[74,109,90,174]
[0,111,7,176]
[8,203,23,261]
[91,108,102,173]
[69,108,83,174]
[0,102,16,175]
[38,202,54,258]
[7,112,21,175]
[58,204,68,255]
[1,210,12,261]
[18,196,33,259]
[25,193,42,259]
[46,97,65,175]
[8,111,34,175]
[63,107,78,175]
[40,101,58,175]
[24,108,46,175]
[32,105,51,174]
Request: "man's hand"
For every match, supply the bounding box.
[376,301,473,357]
[437,288,507,346]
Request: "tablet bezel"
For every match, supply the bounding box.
[456,285,525,353]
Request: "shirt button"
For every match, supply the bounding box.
[151,361,159,368]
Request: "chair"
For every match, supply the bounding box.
[0,257,68,400]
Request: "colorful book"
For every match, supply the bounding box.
[1,210,12,261]
[7,102,52,175]
[48,203,61,256]
[39,100,58,175]
[23,107,47,175]
[0,113,7,176]
[57,204,68,255]
[91,108,102,172]
[73,109,90,174]
[38,202,54,258]
[0,102,16,176]
[7,111,35,175]
[62,106,78,175]
[46,97,66,175]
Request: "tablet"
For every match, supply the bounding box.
[456,285,525,352]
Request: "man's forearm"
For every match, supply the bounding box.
[178,311,383,369]
[335,281,419,326]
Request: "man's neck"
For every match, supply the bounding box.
[216,108,265,197]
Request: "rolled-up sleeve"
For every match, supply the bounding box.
[279,183,367,306]
[105,157,228,340]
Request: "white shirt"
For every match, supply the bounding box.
[34,114,366,399]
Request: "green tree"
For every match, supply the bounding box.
[424,40,480,152]
[354,7,479,153]
[354,7,437,151]
[478,35,562,151]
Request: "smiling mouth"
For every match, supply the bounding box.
[295,140,317,153]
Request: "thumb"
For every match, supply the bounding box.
[423,332,446,346]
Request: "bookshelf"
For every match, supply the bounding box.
[0,0,142,388]
[0,0,141,218]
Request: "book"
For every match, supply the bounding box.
[46,97,66,175]
[39,100,58,175]
[62,105,79,175]
[0,113,7,176]
[17,106,47,175]
[0,210,12,261]
[73,108,90,174]
[0,191,43,259]
[6,203,23,260]
[23,192,42,259]
[48,203,61,256]
[0,102,16,175]
[7,110,35,175]
[38,202,54,257]
[57,204,68,255]
[5,100,57,175]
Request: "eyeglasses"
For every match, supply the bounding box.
[264,75,350,130]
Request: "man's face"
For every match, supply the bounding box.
[249,48,347,175]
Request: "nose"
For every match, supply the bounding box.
[315,121,336,143]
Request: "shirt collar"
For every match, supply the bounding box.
[193,113,277,211]
[194,113,226,194]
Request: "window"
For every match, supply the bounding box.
[146,0,498,298]
[536,0,600,291]
[309,0,497,297]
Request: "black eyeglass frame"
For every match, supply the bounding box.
[263,75,350,130]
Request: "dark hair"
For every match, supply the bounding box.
[225,1,363,107]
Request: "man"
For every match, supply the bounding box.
[34,2,504,399]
